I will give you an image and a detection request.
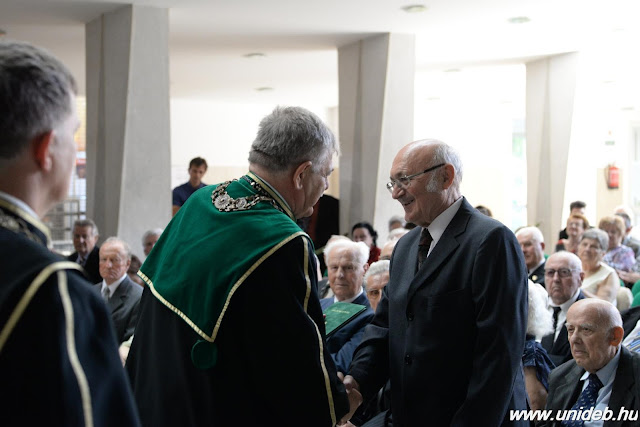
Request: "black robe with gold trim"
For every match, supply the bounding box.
[0,199,140,427]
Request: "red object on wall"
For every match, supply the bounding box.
[606,164,619,189]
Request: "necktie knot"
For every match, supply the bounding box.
[562,373,604,426]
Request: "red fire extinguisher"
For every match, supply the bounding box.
[606,164,619,189]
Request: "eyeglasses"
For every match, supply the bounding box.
[386,163,445,193]
[544,268,580,278]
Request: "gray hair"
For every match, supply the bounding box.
[102,237,132,261]
[73,219,99,237]
[142,228,163,243]
[581,228,609,251]
[323,239,369,266]
[248,106,338,173]
[364,260,390,287]
[425,140,464,192]
[549,250,583,272]
[0,40,77,161]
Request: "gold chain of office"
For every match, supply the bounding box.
[211,178,283,214]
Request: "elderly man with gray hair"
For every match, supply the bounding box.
[364,260,390,313]
[321,239,375,374]
[516,226,547,287]
[127,106,353,426]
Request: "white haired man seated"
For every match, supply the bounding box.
[321,239,375,374]
[364,260,390,313]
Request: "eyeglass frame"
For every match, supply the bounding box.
[386,163,445,193]
[544,268,581,278]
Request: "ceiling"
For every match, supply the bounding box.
[1,0,639,111]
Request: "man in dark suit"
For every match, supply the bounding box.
[321,240,375,373]
[0,39,139,426]
[67,218,101,284]
[96,237,143,343]
[542,299,640,427]
[541,251,587,366]
[516,226,547,287]
[344,139,528,426]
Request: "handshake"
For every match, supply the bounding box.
[337,373,363,426]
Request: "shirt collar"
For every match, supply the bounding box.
[426,197,463,248]
[101,273,128,297]
[333,287,364,304]
[579,346,621,386]
[549,288,581,310]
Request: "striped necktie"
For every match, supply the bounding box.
[417,228,433,270]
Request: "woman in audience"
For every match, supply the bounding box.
[351,221,380,265]
[555,214,589,254]
[578,228,619,304]
[599,215,636,271]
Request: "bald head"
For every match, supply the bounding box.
[545,251,583,305]
[566,299,623,373]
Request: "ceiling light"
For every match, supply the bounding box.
[401,4,428,13]
[507,17,530,24]
[255,87,273,92]
[426,96,440,101]
[244,52,266,59]
[621,106,635,111]
[444,68,460,73]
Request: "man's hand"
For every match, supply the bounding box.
[338,375,362,425]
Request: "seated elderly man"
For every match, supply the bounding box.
[321,239,375,374]
[516,226,547,287]
[541,299,640,427]
[96,237,143,344]
[541,251,586,366]
[364,260,390,313]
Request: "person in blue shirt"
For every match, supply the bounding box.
[172,156,208,215]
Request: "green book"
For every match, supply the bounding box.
[323,302,367,337]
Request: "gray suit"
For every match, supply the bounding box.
[541,346,640,427]
[95,276,143,343]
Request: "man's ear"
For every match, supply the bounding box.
[610,326,624,346]
[32,130,55,172]
[441,164,455,189]
[292,161,313,190]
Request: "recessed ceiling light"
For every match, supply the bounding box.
[426,96,440,101]
[401,4,428,13]
[507,17,530,24]
[255,87,273,92]
[244,52,266,59]
[602,80,615,84]
[444,68,460,73]
[621,106,635,111]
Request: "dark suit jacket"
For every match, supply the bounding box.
[320,292,374,373]
[349,197,529,426]
[94,276,143,343]
[541,290,586,366]
[541,346,640,427]
[530,261,546,288]
[622,306,640,338]
[68,245,101,284]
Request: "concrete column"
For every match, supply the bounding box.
[525,53,578,246]
[338,33,415,242]
[85,5,171,256]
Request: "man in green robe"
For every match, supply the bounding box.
[126,106,353,426]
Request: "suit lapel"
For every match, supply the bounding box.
[405,199,471,303]
[607,347,635,421]
[108,277,130,312]
[554,363,585,411]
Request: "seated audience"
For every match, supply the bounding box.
[352,221,380,265]
[379,239,399,261]
[540,251,586,366]
[97,237,143,343]
[321,239,375,374]
[555,214,589,254]
[558,200,587,240]
[67,218,102,284]
[318,235,351,298]
[599,215,636,272]
[142,228,163,257]
[541,299,640,427]
[364,260,390,313]
[524,280,555,412]
[516,226,547,287]
[578,229,619,305]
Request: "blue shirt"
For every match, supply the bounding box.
[172,182,206,207]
